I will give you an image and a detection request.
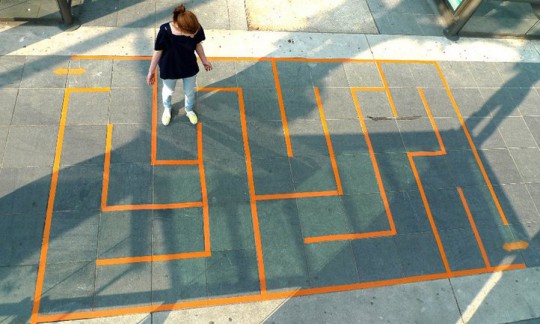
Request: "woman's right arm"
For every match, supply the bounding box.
[146,50,162,86]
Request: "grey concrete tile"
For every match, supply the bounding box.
[510,148,540,183]
[343,62,383,88]
[363,119,405,153]
[479,149,523,185]
[317,87,358,119]
[78,0,118,26]
[450,88,487,118]
[196,89,241,122]
[305,241,359,287]
[511,87,540,116]
[235,61,275,89]
[479,87,523,118]
[496,62,539,88]
[3,125,58,167]
[435,117,471,151]
[438,61,478,88]
[207,200,254,251]
[0,265,38,324]
[526,182,540,215]
[0,55,24,88]
[475,224,525,266]
[153,164,201,203]
[0,88,17,125]
[98,210,152,259]
[280,86,319,120]
[495,183,540,224]
[416,14,445,36]
[251,156,294,195]
[116,0,155,28]
[65,90,110,125]
[11,88,64,125]
[110,124,151,163]
[413,156,456,190]
[191,0,230,30]
[20,55,69,88]
[451,268,540,324]
[152,258,207,303]
[274,61,313,88]
[110,88,153,124]
[395,232,446,276]
[446,151,486,188]
[68,59,113,88]
[156,120,198,160]
[398,118,442,152]
[465,118,507,150]
[153,208,204,254]
[40,261,95,314]
[54,164,103,211]
[459,185,508,228]
[201,121,246,161]
[242,88,283,121]
[0,126,8,164]
[469,62,506,88]
[524,116,540,146]
[351,236,403,282]
[309,62,348,88]
[439,228,488,271]
[204,158,249,202]
[296,196,352,238]
[391,87,430,117]
[60,125,106,166]
[352,89,393,119]
[511,220,540,267]
[106,162,152,205]
[246,120,289,158]
[497,117,538,148]
[112,59,149,87]
[0,210,44,266]
[48,210,100,263]
[409,63,446,88]
[326,119,369,155]
[377,12,424,35]
[290,155,336,192]
[95,263,152,308]
[196,61,237,88]
[380,63,415,88]
[336,153,381,194]
[205,249,260,297]
[0,166,51,216]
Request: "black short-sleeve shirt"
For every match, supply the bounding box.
[154,22,206,80]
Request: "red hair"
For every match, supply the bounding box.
[173,4,200,34]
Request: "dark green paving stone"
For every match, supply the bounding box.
[48,210,99,263]
[511,221,540,267]
[0,89,17,125]
[353,90,393,119]
[235,61,275,89]
[152,258,208,303]
[60,125,106,166]
[494,183,540,224]
[343,193,393,233]
[450,88,487,118]
[421,88,456,118]
[336,153,380,194]
[439,228,487,271]
[398,118,441,152]
[196,91,241,122]
[478,149,523,185]
[111,124,152,163]
[296,196,352,237]
[107,162,152,205]
[0,55,24,88]
[0,166,51,215]
[309,62,349,88]
[509,148,540,182]
[206,249,260,297]
[242,88,283,121]
[388,190,431,234]
[409,63,445,88]
[290,156,336,192]
[434,118,470,151]
[95,263,152,308]
[201,120,245,161]
[351,236,403,282]
[153,208,204,254]
[305,241,359,287]
[476,225,524,266]
[258,200,303,249]
[98,210,152,259]
[280,86,319,120]
[326,119,368,155]
[0,265,37,324]
[317,87,357,119]
[395,232,446,276]
[375,152,416,192]
[460,185,507,228]
[510,87,540,116]
[196,61,237,88]
[204,158,249,202]
[479,87,522,118]
[251,157,294,195]
[110,88,153,124]
[208,200,254,251]
[3,125,58,167]
[246,120,289,158]
[112,59,149,87]
[363,119,405,153]
[40,261,95,313]
[68,59,113,88]
[423,188,471,230]
[446,151,485,188]
[412,156,456,189]
[289,121,329,157]
[464,118,507,150]
[275,61,312,88]
[54,164,102,211]
[343,62,382,87]
[0,212,44,266]
[524,116,540,146]
[390,88,429,117]
[520,63,540,88]
[78,0,118,26]
[380,63,415,88]
[20,55,69,88]
[153,164,201,203]
[65,91,110,125]
[262,244,310,290]
[438,61,478,88]
[497,117,537,148]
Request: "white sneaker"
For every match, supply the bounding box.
[162,109,171,126]
[186,111,198,125]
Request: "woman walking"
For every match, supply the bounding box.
[146,4,212,125]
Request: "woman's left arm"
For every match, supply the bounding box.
[195,43,212,71]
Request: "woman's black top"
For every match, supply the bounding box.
[154,22,206,80]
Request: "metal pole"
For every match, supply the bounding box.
[443,0,483,36]
[56,0,73,25]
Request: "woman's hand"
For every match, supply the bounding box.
[146,72,155,86]
[202,60,213,71]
